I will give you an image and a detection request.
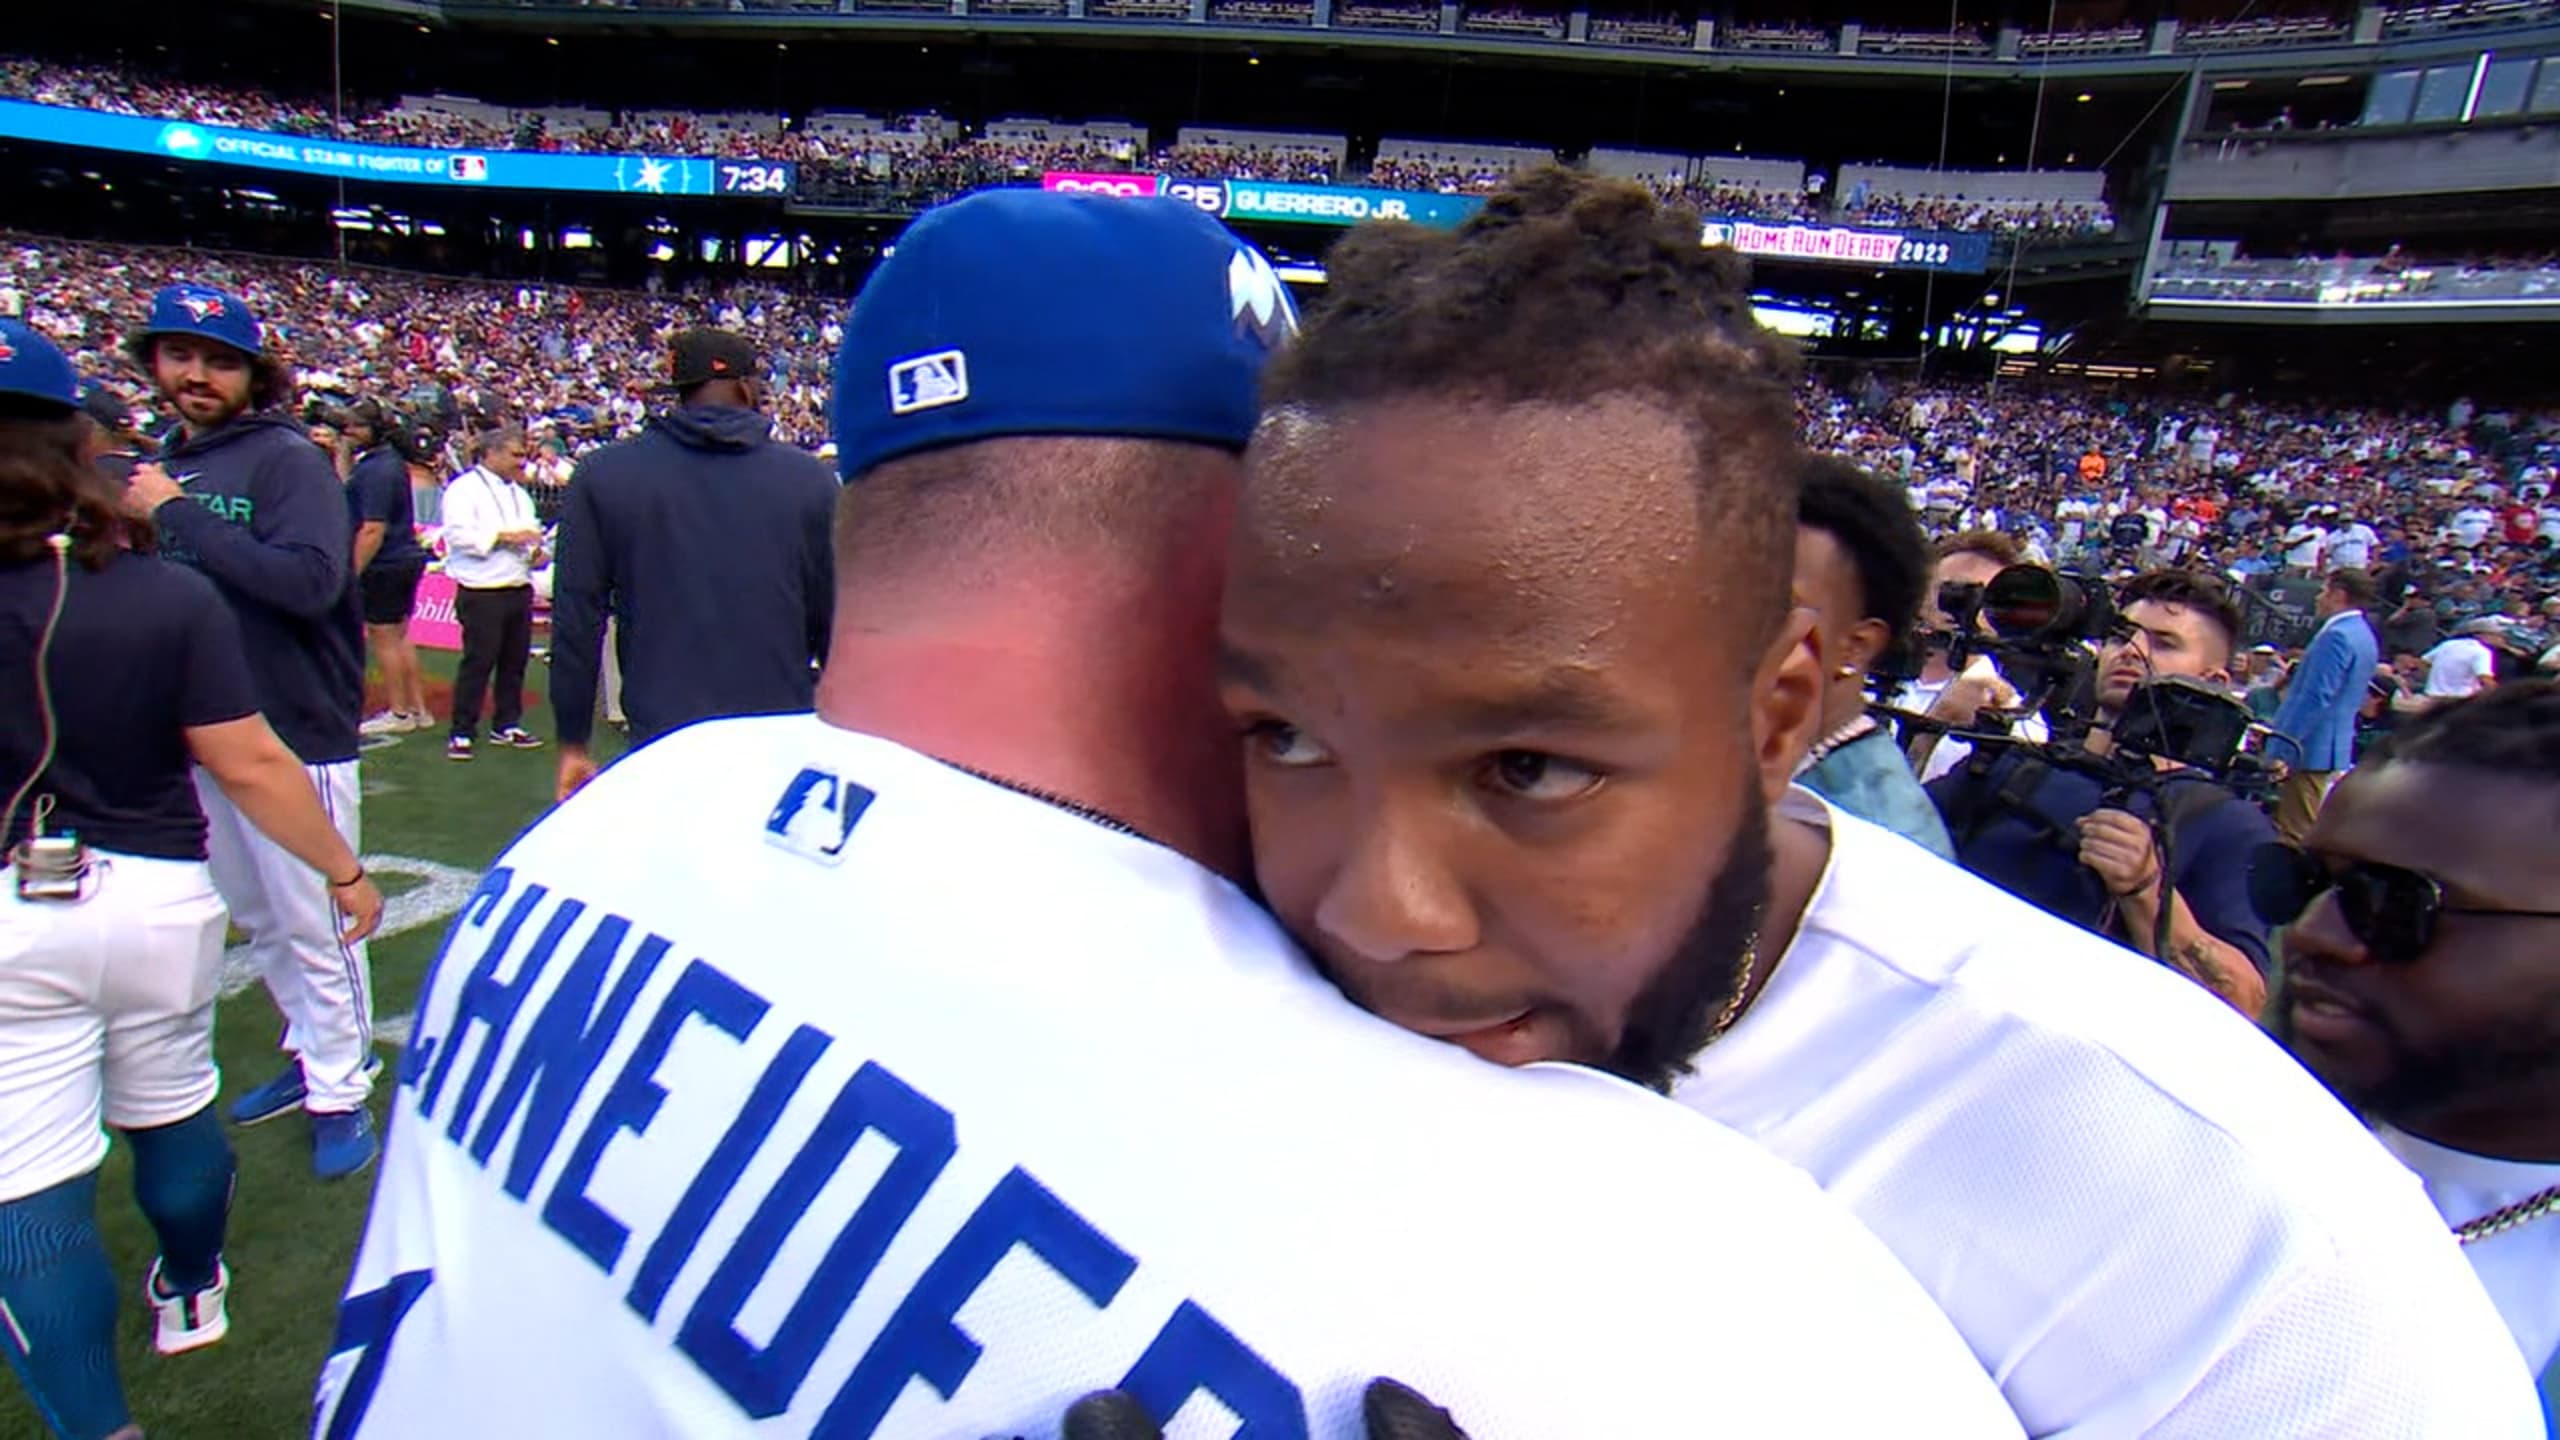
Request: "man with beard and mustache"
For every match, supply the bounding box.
[118,284,377,1181]
[2265,681,2560,1406]
[324,190,2018,1440]
[1217,170,2541,1437]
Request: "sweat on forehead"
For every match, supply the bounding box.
[1241,396,1708,590]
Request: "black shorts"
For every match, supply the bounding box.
[360,563,426,626]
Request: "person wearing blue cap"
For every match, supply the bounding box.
[321,189,2018,1440]
[0,317,382,1440]
[118,283,380,1180]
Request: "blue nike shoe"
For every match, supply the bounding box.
[227,1065,305,1127]
[311,1109,379,1181]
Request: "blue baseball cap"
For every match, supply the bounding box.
[131,283,267,360]
[832,188,1297,482]
[0,319,80,412]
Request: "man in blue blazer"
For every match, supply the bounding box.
[2269,566,2382,844]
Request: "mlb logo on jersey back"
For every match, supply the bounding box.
[764,767,875,864]
[888,350,969,415]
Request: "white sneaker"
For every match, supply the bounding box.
[147,1257,230,1355]
[358,711,413,736]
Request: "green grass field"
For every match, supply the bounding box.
[3,654,615,1440]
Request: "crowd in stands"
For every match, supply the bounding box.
[6,51,2119,236]
[1333,1,1441,28]
[1460,5,1570,39]
[1836,191,2116,242]
[1641,177,1826,222]
[1857,23,1992,55]
[1805,372,2560,669]
[1588,11,1694,45]
[1722,19,1829,50]
[0,235,842,465]
[2,223,2552,671]
[1367,151,1548,193]
[2020,22,2148,56]
[2152,247,2560,305]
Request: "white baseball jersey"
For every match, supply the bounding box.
[2379,1127,2560,1376]
[1678,790,2543,1438]
[324,717,2021,1440]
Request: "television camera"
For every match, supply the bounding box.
[1878,563,2276,957]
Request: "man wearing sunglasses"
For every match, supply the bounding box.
[2265,680,2560,1404]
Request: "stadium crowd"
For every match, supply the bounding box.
[0,234,843,465]
[1,225,2546,667]
[2,53,2113,235]
[1834,191,2117,240]
[1805,373,2560,670]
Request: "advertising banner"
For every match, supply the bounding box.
[1041,172,1487,229]
[0,98,793,198]
[1220,181,1484,228]
[1699,218,1992,275]
[1040,171,1162,198]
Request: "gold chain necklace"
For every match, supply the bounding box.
[2454,1184,2560,1247]
[1705,930,1763,1043]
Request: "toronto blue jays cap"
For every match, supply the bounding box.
[132,283,267,360]
[832,188,1298,482]
[0,319,81,412]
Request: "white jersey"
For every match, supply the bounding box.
[2380,1127,2560,1375]
[324,718,2020,1440]
[1675,792,2543,1438]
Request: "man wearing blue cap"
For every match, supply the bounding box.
[121,284,378,1181]
[322,190,2016,1439]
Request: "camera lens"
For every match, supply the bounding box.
[1982,564,2085,640]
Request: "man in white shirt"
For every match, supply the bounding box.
[2266,683,2560,1403]
[1220,171,2541,1437]
[2327,513,2379,570]
[2426,621,2504,699]
[326,188,2018,1440]
[438,425,546,761]
[2452,503,2499,549]
[2282,513,2327,572]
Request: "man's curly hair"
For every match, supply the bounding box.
[1260,167,1807,645]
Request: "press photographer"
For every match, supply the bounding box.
[1925,568,2278,1013]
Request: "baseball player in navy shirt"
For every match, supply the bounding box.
[0,318,382,1440]
[119,284,379,1180]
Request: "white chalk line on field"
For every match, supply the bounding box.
[219,852,480,1054]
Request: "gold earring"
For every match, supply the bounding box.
[1835,664,1860,678]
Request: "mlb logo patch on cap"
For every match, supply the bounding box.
[831,188,1292,481]
[888,350,969,416]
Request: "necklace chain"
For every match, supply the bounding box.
[1706,930,1763,1044]
[949,763,1152,844]
[2453,1183,2560,1246]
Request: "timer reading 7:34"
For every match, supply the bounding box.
[717,162,796,196]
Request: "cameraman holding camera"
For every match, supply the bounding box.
[1931,570,2278,1014]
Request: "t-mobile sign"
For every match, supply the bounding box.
[1040,171,1161,198]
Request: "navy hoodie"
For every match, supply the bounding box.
[154,411,365,764]
[550,405,837,747]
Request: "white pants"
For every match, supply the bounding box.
[0,853,227,1203]
[195,761,375,1113]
